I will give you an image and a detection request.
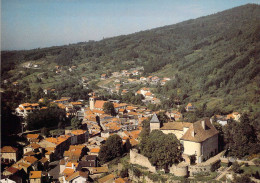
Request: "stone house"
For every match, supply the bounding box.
[150,114,219,163]
[1,146,19,163]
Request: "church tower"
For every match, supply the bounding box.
[89,93,96,110]
[150,113,161,132]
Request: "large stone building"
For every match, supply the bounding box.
[150,115,219,163]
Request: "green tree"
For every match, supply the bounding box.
[26,107,66,130]
[124,138,132,153]
[98,134,123,163]
[71,117,82,129]
[140,130,183,171]
[157,111,169,123]
[223,114,259,158]
[232,161,241,173]
[103,102,116,116]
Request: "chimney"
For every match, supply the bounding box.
[201,120,205,130]
[191,130,195,137]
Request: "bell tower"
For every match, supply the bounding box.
[89,93,96,110]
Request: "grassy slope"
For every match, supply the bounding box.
[1,4,260,114]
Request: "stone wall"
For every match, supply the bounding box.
[188,160,220,176]
[169,164,188,177]
[130,149,156,173]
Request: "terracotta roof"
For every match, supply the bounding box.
[24,151,36,156]
[115,177,127,183]
[145,92,152,96]
[5,166,19,174]
[39,157,48,163]
[25,143,41,149]
[92,166,108,174]
[29,171,42,179]
[70,102,82,105]
[95,100,106,109]
[160,122,192,131]
[130,139,139,146]
[98,174,115,183]
[90,148,100,153]
[24,156,38,164]
[66,171,88,182]
[25,107,33,110]
[181,118,219,143]
[18,107,24,111]
[186,103,193,107]
[1,146,18,153]
[93,109,105,114]
[66,162,79,168]
[62,168,75,176]
[71,130,86,135]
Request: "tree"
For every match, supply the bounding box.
[124,138,132,153]
[223,114,259,158]
[41,127,50,137]
[26,107,66,130]
[71,117,82,129]
[157,111,169,123]
[233,174,254,183]
[140,130,183,171]
[98,134,123,163]
[103,102,116,116]
[232,161,241,173]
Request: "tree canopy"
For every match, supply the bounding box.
[140,130,183,171]
[223,114,259,158]
[26,106,66,130]
[103,102,116,116]
[98,134,123,163]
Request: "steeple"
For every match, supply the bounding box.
[150,113,161,131]
[150,113,160,123]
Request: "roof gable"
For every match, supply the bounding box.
[181,118,219,143]
[150,113,160,123]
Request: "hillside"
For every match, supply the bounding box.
[1,4,260,117]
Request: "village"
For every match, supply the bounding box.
[2,66,257,183]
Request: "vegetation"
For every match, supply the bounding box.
[103,102,116,116]
[70,117,82,129]
[140,130,183,171]
[223,114,259,158]
[26,106,66,130]
[98,134,124,163]
[1,4,259,118]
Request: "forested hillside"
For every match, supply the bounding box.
[1,4,260,117]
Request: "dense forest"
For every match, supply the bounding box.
[1,4,260,118]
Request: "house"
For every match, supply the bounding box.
[150,115,219,163]
[1,146,19,163]
[132,70,139,75]
[151,76,160,84]
[226,112,241,121]
[160,79,167,86]
[140,77,146,82]
[64,171,89,183]
[166,110,183,121]
[89,148,100,156]
[23,143,42,154]
[15,103,40,117]
[89,166,109,175]
[101,74,108,80]
[29,171,42,183]
[26,134,41,143]
[114,177,128,183]
[185,103,196,112]
[98,174,115,183]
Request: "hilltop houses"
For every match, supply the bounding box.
[15,103,40,117]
